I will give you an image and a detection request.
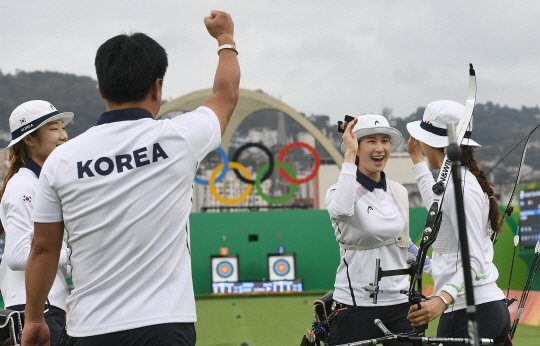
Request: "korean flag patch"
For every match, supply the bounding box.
[23,195,32,203]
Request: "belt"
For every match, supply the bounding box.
[333,302,355,311]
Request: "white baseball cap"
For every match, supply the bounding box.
[406,100,480,148]
[340,114,403,153]
[6,100,74,150]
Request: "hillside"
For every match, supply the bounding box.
[0,70,105,141]
[393,103,540,183]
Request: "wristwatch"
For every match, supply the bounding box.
[217,44,238,55]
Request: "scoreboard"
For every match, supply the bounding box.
[519,187,540,248]
[211,279,303,295]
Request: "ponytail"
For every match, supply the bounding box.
[0,141,28,202]
[0,137,33,236]
[461,147,502,234]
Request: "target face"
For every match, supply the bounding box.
[268,253,296,281]
[217,261,234,278]
[211,255,239,283]
[273,260,290,276]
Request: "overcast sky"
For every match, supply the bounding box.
[3,1,540,123]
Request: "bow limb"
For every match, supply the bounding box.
[493,123,540,243]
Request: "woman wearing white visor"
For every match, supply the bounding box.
[326,114,431,345]
[0,100,73,346]
[406,100,510,345]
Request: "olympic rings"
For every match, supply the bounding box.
[255,162,297,204]
[277,142,320,184]
[197,142,321,205]
[232,143,274,184]
[195,147,229,186]
[209,162,253,205]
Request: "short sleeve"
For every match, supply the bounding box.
[31,156,63,223]
[170,106,221,161]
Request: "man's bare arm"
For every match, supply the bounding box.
[201,10,241,136]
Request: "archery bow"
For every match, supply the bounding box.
[363,64,477,345]
[490,123,540,244]
[462,98,540,342]
[408,63,477,304]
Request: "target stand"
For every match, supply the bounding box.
[210,252,303,295]
[211,254,239,283]
[267,253,296,281]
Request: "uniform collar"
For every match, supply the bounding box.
[356,170,387,192]
[96,108,153,126]
[24,158,42,178]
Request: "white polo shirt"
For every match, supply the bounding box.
[326,163,410,306]
[0,159,69,311]
[31,106,221,337]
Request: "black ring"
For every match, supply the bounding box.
[416,303,422,310]
[231,143,274,184]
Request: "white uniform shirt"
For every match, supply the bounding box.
[412,161,504,312]
[31,107,221,337]
[0,159,69,310]
[326,163,409,306]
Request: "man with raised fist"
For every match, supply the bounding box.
[22,10,240,346]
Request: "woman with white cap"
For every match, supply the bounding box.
[326,114,431,345]
[406,100,510,345]
[0,100,73,346]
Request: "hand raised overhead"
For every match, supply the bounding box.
[204,10,234,44]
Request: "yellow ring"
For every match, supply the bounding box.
[209,162,253,205]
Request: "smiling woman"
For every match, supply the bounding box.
[0,100,74,346]
[325,113,433,345]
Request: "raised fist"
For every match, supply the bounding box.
[204,10,234,43]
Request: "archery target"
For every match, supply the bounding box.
[211,255,239,283]
[267,253,296,281]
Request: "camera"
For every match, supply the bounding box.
[337,115,355,133]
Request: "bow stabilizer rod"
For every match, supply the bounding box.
[509,240,540,339]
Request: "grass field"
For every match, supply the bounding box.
[2,292,538,345]
[195,293,540,346]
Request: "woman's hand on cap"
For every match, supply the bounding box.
[407,137,424,165]
[343,118,358,163]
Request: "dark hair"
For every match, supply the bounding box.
[95,32,168,104]
[461,147,502,234]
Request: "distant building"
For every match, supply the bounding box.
[296,132,315,148]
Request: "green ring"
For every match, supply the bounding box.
[255,162,298,204]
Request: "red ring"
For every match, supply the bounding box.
[277,142,320,184]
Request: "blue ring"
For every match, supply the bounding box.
[194,147,229,185]
[273,260,290,276]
